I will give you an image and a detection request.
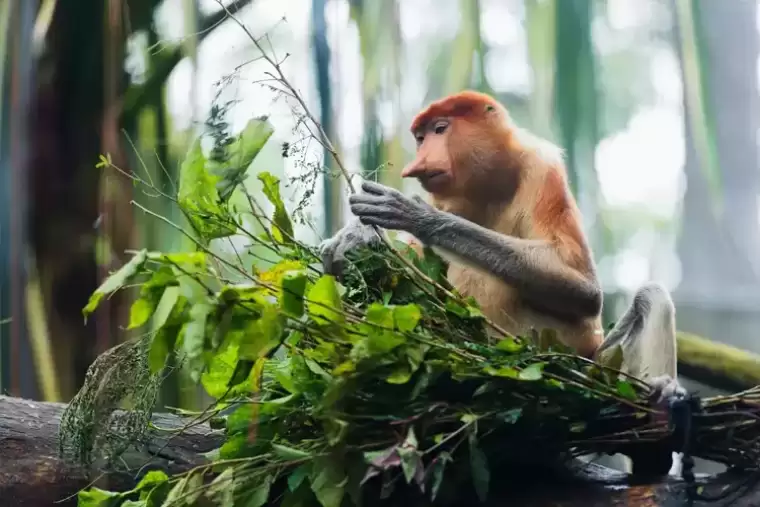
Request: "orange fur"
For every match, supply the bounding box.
[532,167,593,274]
[410,90,504,134]
[403,90,603,356]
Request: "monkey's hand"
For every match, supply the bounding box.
[349,181,436,239]
[319,216,381,277]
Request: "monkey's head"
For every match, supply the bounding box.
[403,90,515,198]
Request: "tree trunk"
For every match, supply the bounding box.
[3,394,760,507]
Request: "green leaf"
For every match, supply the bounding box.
[162,473,200,506]
[518,362,546,381]
[177,140,233,240]
[570,422,587,433]
[128,266,178,330]
[258,259,306,286]
[495,337,526,354]
[281,270,308,317]
[444,299,468,318]
[397,429,423,486]
[483,366,519,379]
[239,303,284,360]
[430,452,452,502]
[128,298,155,330]
[136,470,169,490]
[209,117,275,202]
[385,364,413,384]
[219,434,252,460]
[498,408,523,424]
[282,481,316,507]
[83,249,148,319]
[77,487,121,507]
[148,293,187,374]
[288,463,312,492]
[151,286,180,331]
[393,304,421,332]
[241,474,274,507]
[468,436,490,502]
[227,359,255,388]
[202,344,241,399]
[616,380,637,400]
[181,302,213,381]
[416,246,448,283]
[272,443,312,461]
[206,467,235,507]
[226,404,256,435]
[324,418,348,446]
[398,447,423,485]
[148,331,172,375]
[361,304,405,355]
[310,457,346,507]
[258,171,294,243]
[598,343,624,372]
[184,473,204,505]
[306,275,345,328]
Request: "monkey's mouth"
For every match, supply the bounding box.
[419,170,447,184]
[417,170,450,192]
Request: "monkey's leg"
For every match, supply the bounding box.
[593,282,686,477]
[597,282,678,381]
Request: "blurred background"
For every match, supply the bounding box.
[1,0,759,420]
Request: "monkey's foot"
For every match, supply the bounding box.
[648,375,687,406]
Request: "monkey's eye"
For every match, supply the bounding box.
[415,135,425,145]
[433,122,448,135]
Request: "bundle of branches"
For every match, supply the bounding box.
[57,112,760,507]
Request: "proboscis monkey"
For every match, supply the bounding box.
[320,90,684,419]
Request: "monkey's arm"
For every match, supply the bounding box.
[350,181,602,320]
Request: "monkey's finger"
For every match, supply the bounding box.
[349,202,402,220]
[357,214,406,231]
[348,194,392,207]
[361,180,400,197]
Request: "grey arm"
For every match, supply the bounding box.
[348,181,601,321]
[416,211,602,320]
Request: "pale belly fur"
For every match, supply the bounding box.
[447,263,603,351]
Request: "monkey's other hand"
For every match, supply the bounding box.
[319,217,380,277]
[349,181,437,239]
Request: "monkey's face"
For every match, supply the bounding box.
[402,118,455,194]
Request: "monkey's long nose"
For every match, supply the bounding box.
[401,158,426,178]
